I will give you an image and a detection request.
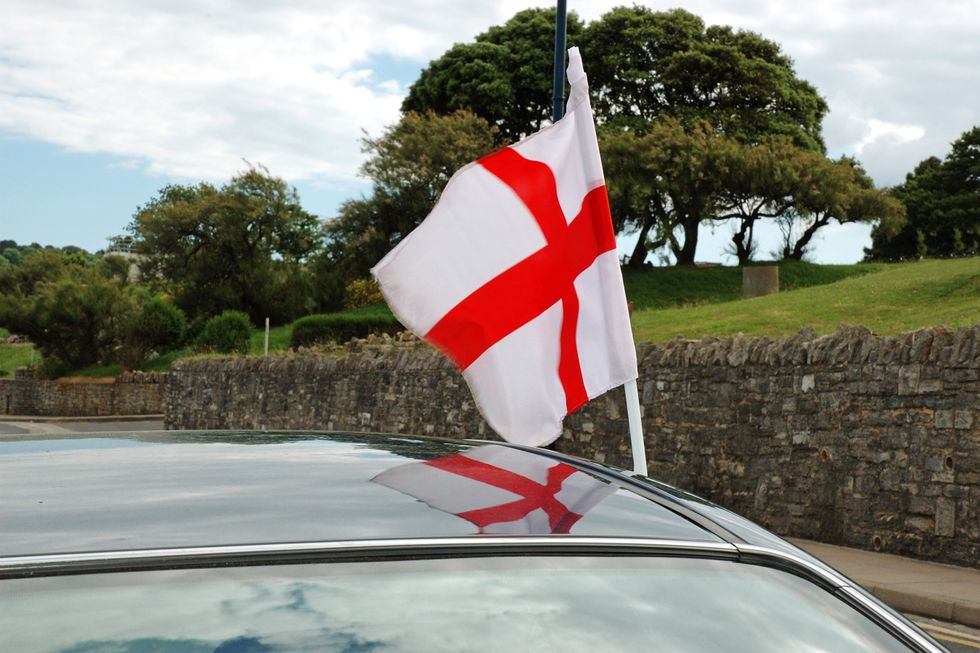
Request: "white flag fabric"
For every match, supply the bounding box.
[372,444,616,534]
[372,47,637,446]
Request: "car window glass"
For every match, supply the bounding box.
[2,556,913,652]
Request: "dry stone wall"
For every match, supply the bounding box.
[1,369,164,416]
[165,325,980,568]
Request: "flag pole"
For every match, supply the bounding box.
[625,379,647,474]
[552,2,647,474]
[552,0,567,122]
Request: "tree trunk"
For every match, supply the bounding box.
[627,219,654,268]
[674,219,700,265]
[731,217,755,265]
[791,214,831,260]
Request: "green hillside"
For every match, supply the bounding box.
[2,258,977,378]
[622,260,883,310]
[630,257,980,342]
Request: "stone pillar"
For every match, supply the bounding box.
[743,266,779,299]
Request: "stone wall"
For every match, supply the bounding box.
[165,325,980,568]
[1,369,165,416]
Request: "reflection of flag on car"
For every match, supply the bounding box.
[372,48,637,447]
[373,444,615,534]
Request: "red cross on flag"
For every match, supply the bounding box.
[372,48,637,447]
[373,444,616,534]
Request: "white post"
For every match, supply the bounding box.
[624,378,647,475]
[264,318,270,356]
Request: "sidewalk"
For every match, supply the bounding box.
[0,414,163,422]
[791,538,980,628]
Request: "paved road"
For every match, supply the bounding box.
[913,618,980,652]
[0,419,164,436]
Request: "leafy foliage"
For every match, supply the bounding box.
[403,8,585,142]
[290,313,401,349]
[344,278,384,309]
[129,166,321,325]
[868,127,980,260]
[602,120,901,266]
[320,110,498,284]
[122,296,187,369]
[403,6,831,265]
[20,269,136,373]
[195,311,253,355]
[582,8,827,150]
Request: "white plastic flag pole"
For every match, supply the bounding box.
[625,380,647,474]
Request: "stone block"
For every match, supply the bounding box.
[936,498,956,537]
[742,266,779,299]
[954,411,974,430]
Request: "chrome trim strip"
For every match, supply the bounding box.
[734,543,850,589]
[837,586,949,653]
[0,537,739,578]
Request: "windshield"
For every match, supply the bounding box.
[2,555,913,652]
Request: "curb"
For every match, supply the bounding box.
[864,584,980,630]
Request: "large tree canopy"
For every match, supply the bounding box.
[404,6,832,265]
[583,7,827,150]
[129,167,321,324]
[602,118,732,266]
[867,126,980,260]
[403,8,584,143]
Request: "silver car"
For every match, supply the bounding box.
[1,431,948,652]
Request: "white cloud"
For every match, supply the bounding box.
[0,0,978,224]
[854,119,926,155]
[0,1,513,182]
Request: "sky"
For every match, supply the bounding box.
[1,0,978,264]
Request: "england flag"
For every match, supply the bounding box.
[372,48,637,446]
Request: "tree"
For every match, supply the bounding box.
[714,140,811,264]
[19,268,136,373]
[868,127,980,260]
[783,158,903,261]
[406,7,829,264]
[403,8,585,142]
[122,295,187,369]
[583,8,827,149]
[129,167,321,324]
[602,118,734,266]
[320,110,498,285]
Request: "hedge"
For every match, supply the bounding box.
[290,313,402,349]
[196,310,253,355]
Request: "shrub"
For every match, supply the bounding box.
[21,273,136,372]
[343,278,384,309]
[195,310,253,355]
[122,297,187,369]
[290,313,401,349]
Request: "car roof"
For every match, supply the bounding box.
[1,430,792,558]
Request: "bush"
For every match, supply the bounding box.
[344,278,384,309]
[290,313,401,349]
[196,310,253,355]
[122,297,187,369]
[20,273,136,372]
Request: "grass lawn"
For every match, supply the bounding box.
[621,260,883,310]
[0,342,35,378]
[250,324,293,354]
[630,257,980,342]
